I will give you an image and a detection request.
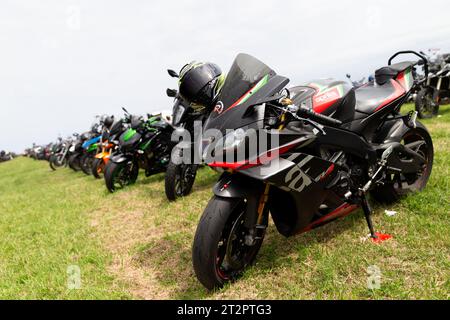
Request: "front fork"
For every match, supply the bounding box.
[244,184,270,246]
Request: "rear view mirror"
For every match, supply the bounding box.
[166,88,177,97]
[168,69,179,78]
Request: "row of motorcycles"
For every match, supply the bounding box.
[0,150,15,163]
[27,50,435,290]
[37,107,195,200]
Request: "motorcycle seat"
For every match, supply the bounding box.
[355,80,405,114]
[375,61,415,85]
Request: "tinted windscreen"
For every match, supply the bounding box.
[210,53,273,119]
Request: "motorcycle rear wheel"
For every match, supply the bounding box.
[371,126,433,204]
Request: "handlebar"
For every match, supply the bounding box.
[388,50,429,79]
[297,105,343,127]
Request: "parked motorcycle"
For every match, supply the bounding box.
[91,117,126,179]
[415,49,450,118]
[49,137,72,170]
[79,134,102,175]
[0,150,14,163]
[164,63,225,201]
[103,108,175,192]
[192,51,433,290]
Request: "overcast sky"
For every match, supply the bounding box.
[1,0,450,152]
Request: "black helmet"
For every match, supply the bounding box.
[103,115,114,128]
[178,62,224,107]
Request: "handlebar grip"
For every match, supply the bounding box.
[298,105,342,126]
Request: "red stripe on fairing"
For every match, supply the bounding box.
[397,71,406,89]
[374,79,405,112]
[312,87,341,114]
[223,81,261,114]
[207,143,297,170]
[298,203,359,234]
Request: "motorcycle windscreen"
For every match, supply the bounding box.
[204,53,289,133]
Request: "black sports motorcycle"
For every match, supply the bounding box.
[192,52,433,290]
[164,69,211,201]
[104,108,175,192]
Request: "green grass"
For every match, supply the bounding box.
[0,104,448,299]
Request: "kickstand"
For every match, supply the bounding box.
[360,193,392,243]
[361,195,376,239]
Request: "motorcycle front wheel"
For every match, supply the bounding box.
[164,162,198,201]
[50,154,65,170]
[192,196,265,290]
[80,154,95,175]
[104,160,139,193]
[68,153,81,172]
[91,158,105,179]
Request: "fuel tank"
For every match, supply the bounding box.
[289,79,356,123]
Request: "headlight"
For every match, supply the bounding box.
[223,128,246,152]
[202,128,247,163]
[173,105,185,126]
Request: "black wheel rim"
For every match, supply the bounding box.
[215,202,264,281]
[112,162,135,190]
[391,132,432,194]
[174,165,196,197]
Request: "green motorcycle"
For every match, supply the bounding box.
[104,108,175,192]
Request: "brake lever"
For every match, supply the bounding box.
[291,113,326,135]
[272,104,326,135]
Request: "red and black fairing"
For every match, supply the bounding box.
[289,80,356,123]
[206,53,421,238]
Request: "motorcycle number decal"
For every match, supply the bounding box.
[284,154,314,193]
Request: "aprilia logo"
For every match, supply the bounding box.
[214,101,224,114]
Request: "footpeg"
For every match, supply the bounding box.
[362,146,393,193]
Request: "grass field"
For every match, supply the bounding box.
[0,104,448,299]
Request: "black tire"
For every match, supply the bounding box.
[104,160,139,193]
[164,162,198,201]
[50,154,65,171]
[192,196,265,290]
[68,154,81,171]
[371,125,433,204]
[91,158,104,179]
[49,155,57,171]
[415,87,439,119]
[80,154,94,175]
